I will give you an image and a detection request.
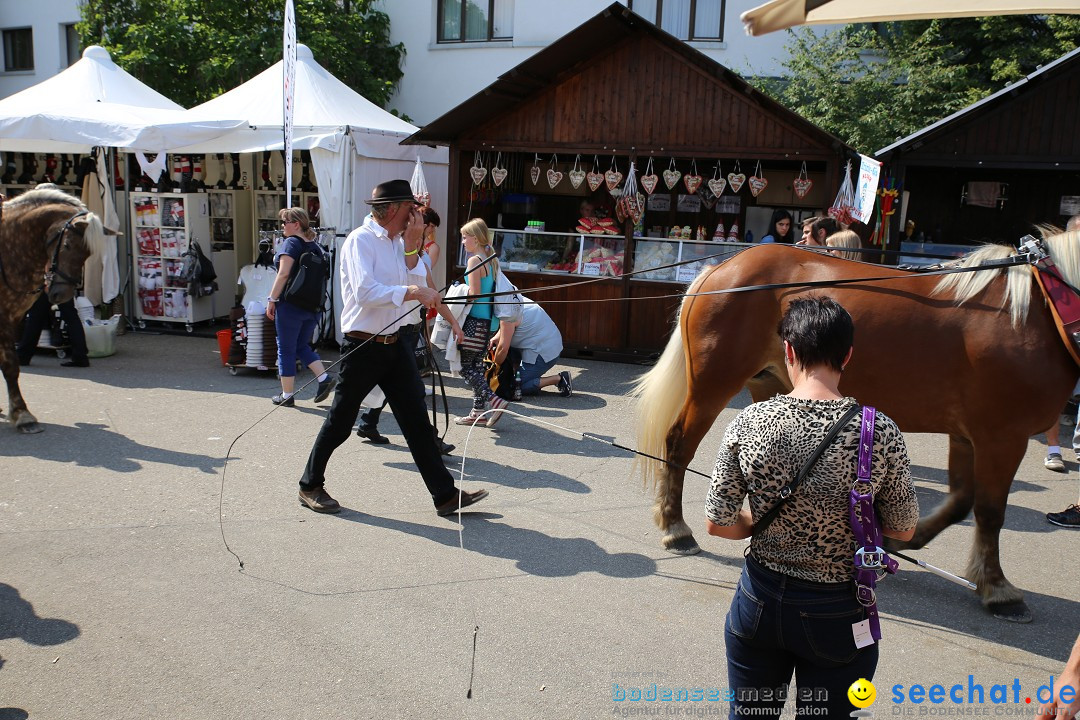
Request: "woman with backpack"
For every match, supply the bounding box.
[266,207,336,406]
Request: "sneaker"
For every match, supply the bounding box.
[435,488,489,517]
[356,424,390,444]
[1046,504,1080,528]
[557,371,573,397]
[314,375,338,403]
[271,393,295,407]
[454,412,487,426]
[486,396,509,428]
[298,486,341,514]
[1044,452,1065,472]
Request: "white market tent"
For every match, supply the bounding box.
[741,0,1080,36]
[172,44,449,341]
[0,45,244,152]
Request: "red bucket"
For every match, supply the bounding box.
[216,329,232,366]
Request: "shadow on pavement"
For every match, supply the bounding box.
[0,584,80,647]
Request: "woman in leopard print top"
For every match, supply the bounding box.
[705,296,918,719]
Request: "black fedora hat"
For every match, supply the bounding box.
[366,179,420,205]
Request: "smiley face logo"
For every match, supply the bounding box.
[848,678,876,709]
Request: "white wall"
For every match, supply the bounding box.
[380,0,804,125]
[0,0,81,99]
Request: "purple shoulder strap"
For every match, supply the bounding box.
[849,405,899,642]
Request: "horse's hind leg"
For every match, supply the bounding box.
[0,341,41,434]
[967,437,1029,622]
[897,434,976,549]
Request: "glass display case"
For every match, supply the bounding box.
[488,229,625,277]
[631,238,741,283]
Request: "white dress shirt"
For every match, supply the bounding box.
[339,214,427,335]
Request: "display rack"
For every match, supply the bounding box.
[130,191,217,331]
[207,189,250,306]
[253,190,321,256]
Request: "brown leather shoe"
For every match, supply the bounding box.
[436,488,489,517]
[298,486,341,513]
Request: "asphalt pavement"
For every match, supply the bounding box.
[1,331,1077,719]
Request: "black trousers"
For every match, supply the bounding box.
[360,322,422,428]
[17,293,88,365]
[300,335,456,506]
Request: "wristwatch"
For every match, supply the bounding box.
[267,297,278,303]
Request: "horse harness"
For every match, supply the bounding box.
[1018,233,1080,368]
[0,206,89,297]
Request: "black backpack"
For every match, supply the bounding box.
[180,240,218,298]
[282,245,329,312]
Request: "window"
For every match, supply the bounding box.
[438,0,513,43]
[628,0,725,41]
[64,23,81,67]
[3,27,34,71]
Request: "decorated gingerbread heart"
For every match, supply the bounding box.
[640,173,659,195]
[793,177,813,199]
[748,176,768,197]
[568,168,586,189]
[587,171,604,192]
[470,166,488,186]
[707,177,727,198]
[547,168,564,189]
[662,168,681,190]
[605,169,623,192]
[697,185,717,210]
[492,167,508,187]
[684,174,703,195]
[529,165,541,185]
[727,172,746,193]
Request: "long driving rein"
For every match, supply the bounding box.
[0,203,89,296]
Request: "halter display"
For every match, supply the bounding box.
[849,405,899,643]
[0,207,88,296]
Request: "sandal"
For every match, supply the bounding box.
[486,396,509,428]
[454,412,487,426]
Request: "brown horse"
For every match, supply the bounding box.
[633,235,1080,623]
[0,188,108,433]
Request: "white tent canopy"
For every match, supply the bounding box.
[741,0,1080,36]
[0,46,244,152]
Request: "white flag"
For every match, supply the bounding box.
[855,154,881,224]
[283,0,297,207]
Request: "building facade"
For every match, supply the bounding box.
[380,0,804,124]
[0,0,82,100]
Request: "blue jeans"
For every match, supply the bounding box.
[274,300,320,377]
[726,556,879,719]
[519,354,557,395]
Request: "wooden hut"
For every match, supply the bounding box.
[877,47,1080,249]
[406,2,854,358]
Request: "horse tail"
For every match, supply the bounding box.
[631,319,688,489]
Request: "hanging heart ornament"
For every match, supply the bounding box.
[748,176,768,197]
[569,169,586,189]
[708,177,727,198]
[492,167,508,186]
[641,173,659,195]
[470,166,488,186]
[662,168,681,190]
[605,169,623,192]
[794,177,813,199]
[530,165,541,185]
[547,168,564,189]
[727,171,746,193]
[587,171,604,192]
[684,174,703,195]
[698,185,717,210]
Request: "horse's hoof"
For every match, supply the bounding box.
[15,420,43,434]
[663,535,701,556]
[987,600,1031,623]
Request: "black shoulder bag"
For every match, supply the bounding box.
[282,245,329,312]
[752,404,861,537]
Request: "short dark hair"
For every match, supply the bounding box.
[422,207,441,227]
[778,295,854,372]
[810,216,840,240]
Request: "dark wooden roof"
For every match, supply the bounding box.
[405,2,853,160]
[877,46,1080,169]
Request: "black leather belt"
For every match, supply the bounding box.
[346,330,399,344]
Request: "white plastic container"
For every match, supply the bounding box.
[85,315,121,358]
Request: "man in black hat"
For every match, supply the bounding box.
[296,179,488,516]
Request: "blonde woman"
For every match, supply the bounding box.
[456,218,509,427]
[266,207,335,406]
[826,229,862,261]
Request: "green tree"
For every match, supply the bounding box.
[752,16,1080,153]
[77,0,405,109]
